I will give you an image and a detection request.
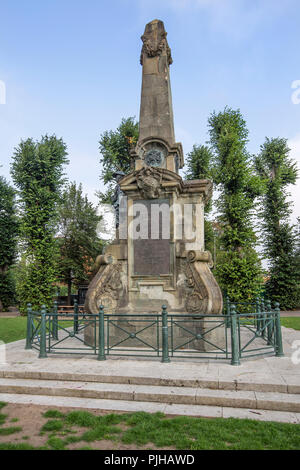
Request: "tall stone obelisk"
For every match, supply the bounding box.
[131,19,183,174]
[139,20,175,145]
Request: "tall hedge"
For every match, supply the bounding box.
[0,176,18,310]
[11,135,69,312]
[255,137,300,309]
[208,107,263,301]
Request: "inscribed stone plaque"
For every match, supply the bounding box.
[133,199,170,276]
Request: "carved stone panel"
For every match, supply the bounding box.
[133,199,170,276]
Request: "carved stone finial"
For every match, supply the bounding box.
[140,19,172,66]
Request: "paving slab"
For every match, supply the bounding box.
[1,377,299,412]
[255,391,300,412]
[0,392,298,424]
[0,393,167,414]
[280,311,300,317]
[196,388,257,408]
[222,407,299,424]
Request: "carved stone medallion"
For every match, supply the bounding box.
[145,148,164,167]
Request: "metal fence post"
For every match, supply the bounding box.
[255,297,261,332]
[52,301,58,340]
[261,300,266,339]
[225,295,230,328]
[97,305,106,361]
[161,305,170,363]
[266,299,273,345]
[274,302,284,357]
[74,299,79,335]
[25,303,32,350]
[39,305,47,359]
[230,304,240,366]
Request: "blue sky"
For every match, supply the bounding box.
[0,0,299,221]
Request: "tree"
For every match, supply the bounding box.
[98,117,139,203]
[11,135,69,312]
[208,107,263,301]
[0,176,18,310]
[184,145,215,253]
[255,137,300,309]
[57,182,103,304]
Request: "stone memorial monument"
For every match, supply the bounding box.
[84,19,223,350]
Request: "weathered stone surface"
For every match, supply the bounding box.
[84,20,223,351]
[139,20,174,145]
[133,198,170,276]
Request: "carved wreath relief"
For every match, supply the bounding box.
[94,263,123,313]
[140,31,172,66]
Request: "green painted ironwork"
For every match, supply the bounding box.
[52,301,58,340]
[25,296,283,364]
[98,305,106,361]
[38,305,47,359]
[266,299,273,345]
[105,314,160,357]
[25,303,33,350]
[225,295,231,328]
[73,300,79,335]
[255,297,261,333]
[169,314,227,360]
[230,304,240,366]
[161,305,170,363]
[274,302,284,357]
[261,299,266,339]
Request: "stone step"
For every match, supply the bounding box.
[0,392,299,424]
[0,378,299,413]
[0,369,294,394]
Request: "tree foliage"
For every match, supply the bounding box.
[208,107,263,301]
[255,137,299,308]
[98,117,139,203]
[0,176,18,310]
[10,135,69,312]
[57,182,102,304]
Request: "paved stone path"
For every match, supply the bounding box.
[0,326,299,423]
[280,311,300,317]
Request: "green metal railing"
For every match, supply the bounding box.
[25,301,284,365]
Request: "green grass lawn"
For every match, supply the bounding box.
[280,317,300,330]
[0,318,27,344]
[0,317,74,344]
[0,316,299,344]
[0,405,299,450]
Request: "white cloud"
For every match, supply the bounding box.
[137,0,293,39]
[289,133,300,162]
